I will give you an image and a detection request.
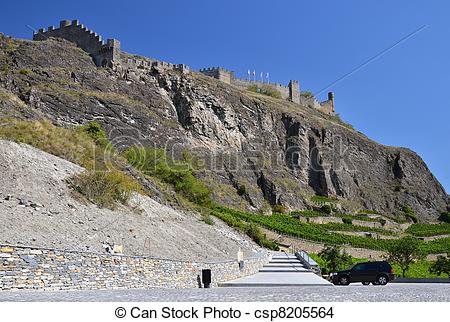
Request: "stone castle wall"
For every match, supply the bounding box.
[0,244,270,291]
[33,20,120,67]
[31,19,334,115]
[199,68,303,106]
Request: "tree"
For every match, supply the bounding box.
[439,212,450,223]
[386,236,424,278]
[429,254,450,277]
[318,245,352,274]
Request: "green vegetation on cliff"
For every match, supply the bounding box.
[406,223,450,237]
[124,146,212,207]
[212,205,450,254]
[247,84,282,99]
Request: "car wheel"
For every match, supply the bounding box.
[362,282,370,285]
[338,275,350,285]
[377,275,388,286]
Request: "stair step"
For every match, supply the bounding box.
[271,256,298,260]
[269,260,303,264]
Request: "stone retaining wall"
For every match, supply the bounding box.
[0,244,270,291]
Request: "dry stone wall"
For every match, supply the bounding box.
[0,244,270,291]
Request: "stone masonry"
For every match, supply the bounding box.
[32,19,335,115]
[33,20,121,68]
[0,244,270,291]
[199,67,335,115]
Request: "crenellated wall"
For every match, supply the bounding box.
[0,244,270,291]
[199,67,234,84]
[33,19,120,67]
[31,19,334,114]
[199,68,306,107]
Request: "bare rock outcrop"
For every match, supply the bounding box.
[0,35,448,222]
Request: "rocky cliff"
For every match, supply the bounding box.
[0,34,448,222]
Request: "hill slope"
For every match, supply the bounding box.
[0,140,259,259]
[0,34,448,222]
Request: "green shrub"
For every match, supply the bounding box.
[244,223,279,250]
[237,184,247,196]
[247,84,282,99]
[318,245,352,273]
[77,121,109,147]
[19,69,30,75]
[439,212,450,223]
[379,218,387,226]
[124,146,212,207]
[342,218,352,225]
[321,204,333,214]
[429,255,450,277]
[70,170,141,209]
[201,214,214,225]
[402,205,418,223]
[272,204,287,214]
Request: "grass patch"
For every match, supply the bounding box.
[0,119,99,169]
[310,195,338,205]
[247,84,282,99]
[124,146,212,207]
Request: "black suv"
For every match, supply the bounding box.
[331,261,395,286]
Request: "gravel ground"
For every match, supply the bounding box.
[0,284,449,302]
[0,140,259,260]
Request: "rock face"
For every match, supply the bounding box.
[0,35,448,222]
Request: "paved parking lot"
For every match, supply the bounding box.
[0,284,449,302]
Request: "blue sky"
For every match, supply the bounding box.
[1,0,449,193]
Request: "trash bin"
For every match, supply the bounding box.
[202,269,211,288]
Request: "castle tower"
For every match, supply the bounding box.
[199,67,233,84]
[32,19,122,68]
[288,80,300,104]
[328,91,335,113]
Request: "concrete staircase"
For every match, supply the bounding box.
[259,254,311,273]
[219,252,332,287]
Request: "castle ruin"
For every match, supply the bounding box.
[32,19,334,115]
[198,67,334,114]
